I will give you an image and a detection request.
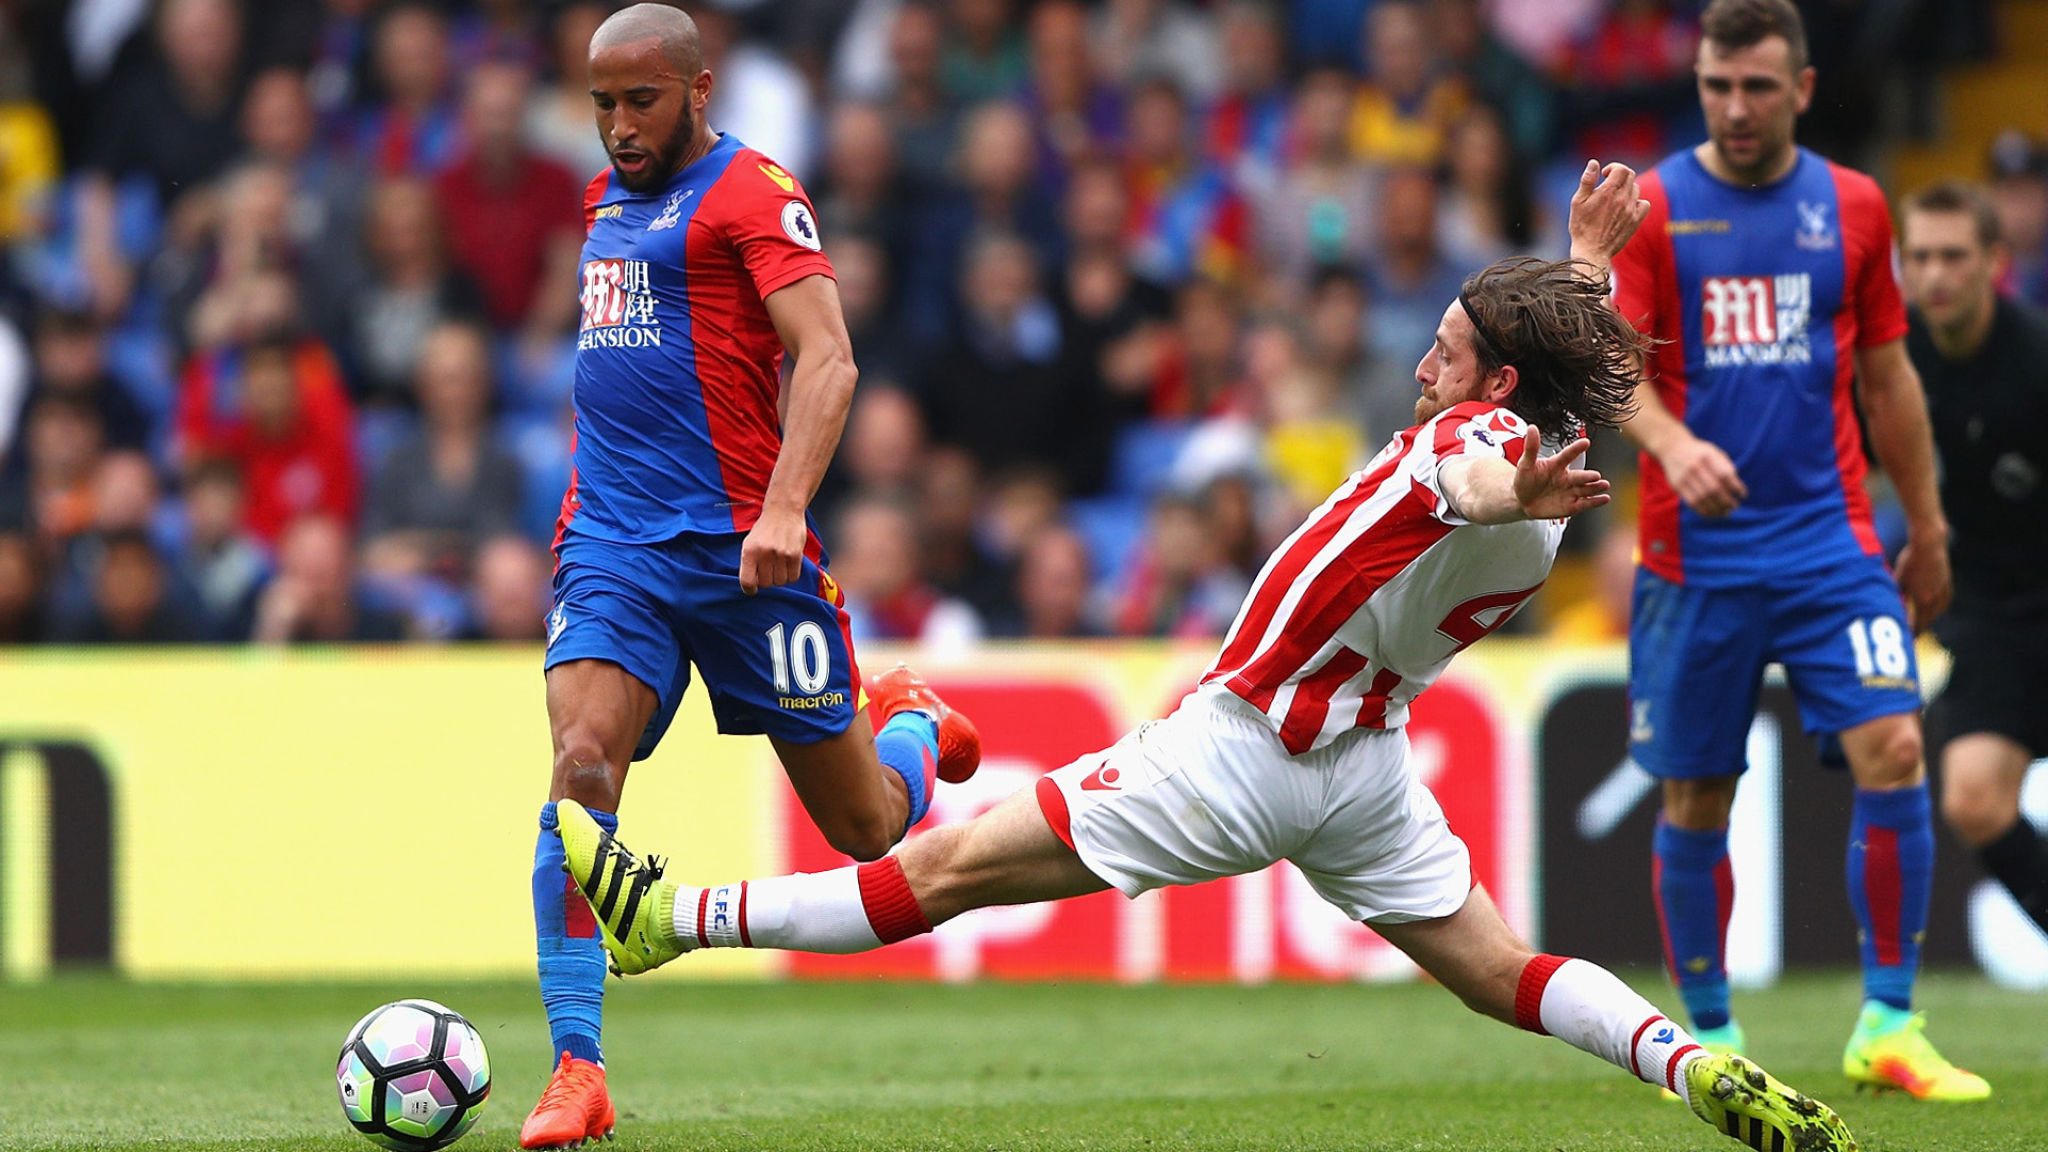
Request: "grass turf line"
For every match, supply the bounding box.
[0,970,2039,1151]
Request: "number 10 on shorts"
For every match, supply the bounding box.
[767,621,831,695]
[1846,617,1910,685]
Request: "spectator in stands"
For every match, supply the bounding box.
[6,393,105,546]
[17,307,146,456]
[883,2,961,194]
[1350,0,1469,168]
[339,176,488,407]
[1988,130,2048,307]
[1557,0,1697,167]
[917,230,1083,481]
[1363,166,1464,369]
[1124,78,1246,286]
[174,457,268,640]
[1020,0,1123,195]
[918,445,1013,621]
[435,62,582,344]
[1093,0,1222,102]
[819,382,927,526]
[0,530,44,642]
[352,2,458,177]
[1111,494,1218,637]
[462,533,549,642]
[832,234,915,389]
[0,27,58,250]
[450,0,546,75]
[692,3,815,177]
[942,0,1028,104]
[177,327,357,544]
[527,2,614,180]
[252,513,406,643]
[1011,523,1102,638]
[45,450,175,629]
[174,161,310,355]
[904,101,1062,350]
[833,492,984,649]
[1246,318,1363,513]
[363,321,524,584]
[1437,105,1539,267]
[1300,265,1409,447]
[812,102,913,310]
[1428,0,1556,161]
[1151,277,1245,419]
[1204,1,1291,189]
[1252,67,1380,296]
[238,66,364,305]
[76,0,247,320]
[54,528,201,644]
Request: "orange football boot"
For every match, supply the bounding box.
[519,1052,616,1149]
[869,664,981,783]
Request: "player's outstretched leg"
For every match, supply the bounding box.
[525,802,619,1148]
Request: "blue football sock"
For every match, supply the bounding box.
[874,711,939,836]
[1653,819,1735,1031]
[534,801,618,1065]
[1847,785,1932,1012]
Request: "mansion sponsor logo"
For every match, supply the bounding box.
[579,258,661,349]
[1701,273,1812,367]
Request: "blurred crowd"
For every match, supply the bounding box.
[0,0,1995,647]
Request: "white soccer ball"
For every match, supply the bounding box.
[336,999,491,1150]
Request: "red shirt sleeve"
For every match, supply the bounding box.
[718,153,835,300]
[1610,171,1672,338]
[581,169,610,235]
[1834,165,1908,348]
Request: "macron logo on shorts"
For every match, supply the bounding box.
[1079,762,1122,792]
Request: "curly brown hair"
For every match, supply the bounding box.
[1458,256,1647,435]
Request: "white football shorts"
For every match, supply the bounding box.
[1034,686,1472,924]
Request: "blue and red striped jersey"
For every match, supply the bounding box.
[1613,147,1907,587]
[558,133,834,547]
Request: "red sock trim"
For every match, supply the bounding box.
[737,881,752,948]
[1514,954,1567,1034]
[563,874,597,939]
[694,888,711,948]
[1035,777,1075,850]
[857,857,931,943]
[1665,1043,1703,1091]
[1866,826,1903,966]
[1627,1015,1665,1079]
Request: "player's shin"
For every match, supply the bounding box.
[874,711,940,837]
[1652,818,1736,1032]
[1515,954,1707,1104]
[534,802,616,1065]
[1847,785,1932,1010]
[1980,816,2048,935]
[677,857,933,953]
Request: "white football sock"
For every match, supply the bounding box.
[669,869,898,954]
[1517,955,1706,1106]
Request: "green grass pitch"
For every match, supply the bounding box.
[1,970,2040,1151]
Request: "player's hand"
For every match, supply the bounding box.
[739,506,808,595]
[1657,433,1747,517]
[1512,428,1610,520]
[1894,530,1953,633]
[1567,159,1652,267]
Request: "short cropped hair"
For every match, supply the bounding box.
[1904,181,2004,249]
[1701,0,1808,71]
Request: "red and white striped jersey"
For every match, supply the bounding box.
[1199,401,1564,754]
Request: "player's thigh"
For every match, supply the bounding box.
[899,785,1111,926]
[1627,569,1771,779]
[1369,886,1531,1025]
[1769,556,1923,740]
[668,533,861,745]
[1036,695,1315,901]
[1292,727,1473,926]
[544,540,691,782]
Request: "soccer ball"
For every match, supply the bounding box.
[336,999,491,1150]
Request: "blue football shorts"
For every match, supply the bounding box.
[544,529,861,760]
[1627,555,1922,779]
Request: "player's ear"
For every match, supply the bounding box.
[1486,363,1519,404]
[1794,65,1816,113]
[692,66,714,109]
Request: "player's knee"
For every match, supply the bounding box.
[1855,722,1924,790]
[821,810,898,862]
[552,734,624,812]
[1940,772,2015,846]
[1662,777,1737,829]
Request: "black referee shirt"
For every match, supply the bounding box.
[1908,295,2048,609]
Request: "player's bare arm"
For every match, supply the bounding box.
[1855,338,1952,629]
[743,273,859,595]
[1566,159,1651,278]
[1440,430,1610,525]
